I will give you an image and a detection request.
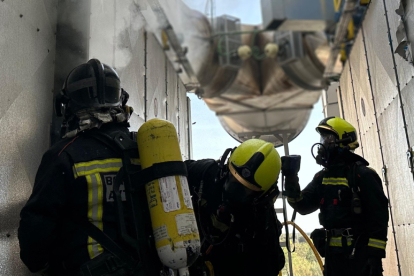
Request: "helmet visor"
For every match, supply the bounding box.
[104,85,122,104]
[320,133,337,148]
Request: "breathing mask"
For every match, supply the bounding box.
[312,133,338,167]
[223,174,261,205]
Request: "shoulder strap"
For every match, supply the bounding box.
[68,218,137,269]
[86,130,188,184]
[82,130,160,275]
[136,161,188,184]
[349,162,363,193]
[84,130,137,153]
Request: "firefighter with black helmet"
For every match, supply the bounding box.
[282,116,389,276]
[185,139,285,276]
[18,59,160,275]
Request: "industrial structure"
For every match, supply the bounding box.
[0,0,413,275]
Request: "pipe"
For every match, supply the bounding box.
[281,134,294,276]
[281,221,325,273]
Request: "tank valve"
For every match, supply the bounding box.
[237,45,252,61]
[265,43,279,58]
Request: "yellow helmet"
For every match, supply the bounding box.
[316,117,359,150]
[228,139,281,193]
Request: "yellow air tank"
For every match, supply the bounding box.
[137,118,200,275]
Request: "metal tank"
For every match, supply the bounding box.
[203,28,332,147]
[152,0,341,147]
[166,11,335,146]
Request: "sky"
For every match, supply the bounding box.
[183,0,264,25]
[183,0,326,234]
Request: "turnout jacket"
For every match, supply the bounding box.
[185,159,285,276]
[287,153,389,258]
[18,123,150,274]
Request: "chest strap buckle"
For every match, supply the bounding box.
[330,228,353,238]
[342,228,353,238]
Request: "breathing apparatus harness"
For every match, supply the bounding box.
[67,129,191,276]
[309,135,366,262]
[311,134,363,212]
[71,130,160,276]
[197,148,235,247]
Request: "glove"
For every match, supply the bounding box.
[281,155,301,176]
[283,175,301,198]
[363,257,383,276]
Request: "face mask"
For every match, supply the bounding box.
[312,143,328,166]
[223,175,260,205]
[312,134,338,167]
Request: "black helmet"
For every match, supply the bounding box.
[55,59,129,118]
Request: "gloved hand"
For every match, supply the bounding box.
[363,257,383,276]
[283,175,301,198]
[281,155,301,176]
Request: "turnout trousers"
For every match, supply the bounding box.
[324,252,375,276]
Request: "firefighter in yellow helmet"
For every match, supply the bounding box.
[282,117,389,276]
[185,139,285,276]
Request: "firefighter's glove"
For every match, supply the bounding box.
[282,175,301,198]
[281,155,301,177]
[363,257,383,276]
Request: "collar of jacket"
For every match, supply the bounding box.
[326,151,369,169]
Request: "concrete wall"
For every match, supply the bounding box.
[336,1,414,275]
[51,0,91,144]
[0,0,58,275]
[88,0,191,159]
[0,1,191,275]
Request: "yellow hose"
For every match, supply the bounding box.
[281,221,324,273]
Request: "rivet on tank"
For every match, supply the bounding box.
[137,118,200,276]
